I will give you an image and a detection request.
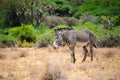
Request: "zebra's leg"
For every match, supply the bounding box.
[90,43,93,61]
[69,44,76,63]
[84,42,90,56]
[82,45,88,63]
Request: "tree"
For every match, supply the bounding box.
[0,0,56,28]
[0,0,22,27]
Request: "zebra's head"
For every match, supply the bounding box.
[53,30,65,49]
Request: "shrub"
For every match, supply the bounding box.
[0,53,6,59]
[35,32,53,48]
[36,23,50,35]
[0,29,12,43]
[97,37,120,47]
[45,16,66,28]
[63,17,79,26]
[54,0,73,16]
[20,40,34,47]
[104,49,116,58]
[9,24,36,43]
[100,16,118,29]
[54,25,70,29]
[41,62,67,80]
[0,33,17,47]
[80,15,99,24]
[35,24,53,48]
[2,35,17,47]
[97,26,120,47]
[44,16,79,28]
[7,24,37,47]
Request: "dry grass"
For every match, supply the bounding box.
[0,53,6,59]
[103,48,118,58]
[0,46,120,80]
[41,62,66,80]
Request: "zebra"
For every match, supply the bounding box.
[53,28,97,63]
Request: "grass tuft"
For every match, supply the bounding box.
[0,53,6,59]
[104,49,116,58]
[41,62,66,80]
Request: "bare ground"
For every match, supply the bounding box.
[0,44,120,80]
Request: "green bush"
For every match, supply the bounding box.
[9,24,36,43]
[0,34,18,47]
[63,17,79,26]
[100,16,120,28]
[36,24,53,45]
[0,29,17,47]
[45,16,67,28]
[73,0,120,17]
[36,23,50,35]
[79,15,99,24]
[54,25,69,29]
[36,32,53,48]
[0,28,9,36]
[104,26,120,39]
[20,40,34,47]
[4,35,18,43]
[44,16,79,28]
[54,0,73,16]
[0,34,6,43]
[35,24,55,47]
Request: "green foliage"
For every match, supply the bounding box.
[3,35,18,44]
[36,32,53,47]
[36,23,52,36]
[53,25,69,29]
[0,0,22,27]
[0,28,9,34]
[21,0,49,27]
[45,16,79,28]
[35,24,53,47]
[9,24,36,43]
[0,0,120,48]
[1,0,120,28]
[21,40,34,47]
[104,26,120,40]
[101,15,120,27]
[53,0,73,16]
[4,5,21,27]
[45,16,66,28]
[79,15,99,24]
[0,34,5,43]
[0,29,18,44]
[73,0,120,17]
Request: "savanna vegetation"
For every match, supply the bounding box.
[0,0,120,80]
[0,0,120,47]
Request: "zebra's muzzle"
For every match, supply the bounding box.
[53,42,59,49]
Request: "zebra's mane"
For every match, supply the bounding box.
[54,27,74,32]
